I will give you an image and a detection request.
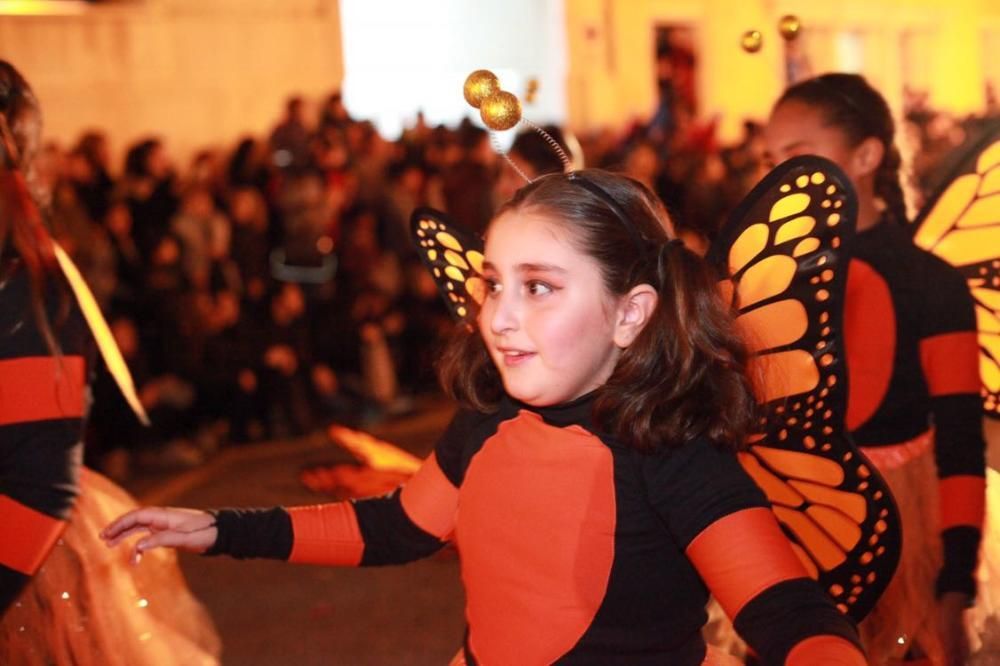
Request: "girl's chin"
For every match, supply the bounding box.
[501,383,559,407]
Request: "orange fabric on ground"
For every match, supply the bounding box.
[686,507,808,619]
[919,331,981,396]
[399,453,458,540]
[0,356,85,426]
[939,475,986,530]
[0,495,66,574]
[287,503,364,566]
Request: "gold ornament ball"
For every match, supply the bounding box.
[463,70,500,109]
[480,91,522,131]
[525,77,540,103]
[741,30,763,53]
[779,15,801,41]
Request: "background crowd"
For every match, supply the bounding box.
[39,84,994,480]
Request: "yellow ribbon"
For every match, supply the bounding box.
[52,242,150,426]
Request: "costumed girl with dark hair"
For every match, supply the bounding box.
[104,165,868,664]
[0,59,220,665]
[765,72,990,664]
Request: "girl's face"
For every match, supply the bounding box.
[764,100,859,178]
[478,210,624,406]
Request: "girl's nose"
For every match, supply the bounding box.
[488,290,518,335]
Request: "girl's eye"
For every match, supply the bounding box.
[485,278,501,295]
[526,280,553,297]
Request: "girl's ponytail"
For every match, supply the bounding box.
[595,239,758,452]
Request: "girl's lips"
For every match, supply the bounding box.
[498,349,536,367]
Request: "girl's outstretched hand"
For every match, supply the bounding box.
[100,507,218,563]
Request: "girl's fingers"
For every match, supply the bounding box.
[101,507,164,540]
[102,524,152,547]
[103,508,215,548]
[136,525,216,554]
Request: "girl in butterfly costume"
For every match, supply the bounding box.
[765,73,994,664]
[103,168,867,664]
[0,60,220,665]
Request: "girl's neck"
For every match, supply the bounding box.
[857,197,882,232]
[855,181,882,232]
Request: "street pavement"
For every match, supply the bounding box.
[133,401,464,666]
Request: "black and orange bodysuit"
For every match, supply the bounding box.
[846,220,985,593]
[844,220,985,657]
[207,393,865,664]
[0,258,90,614]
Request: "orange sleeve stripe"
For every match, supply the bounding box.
[939,475,986,530]
[0,356,86,426]
[400,453,459,540]
[287,503,364,566]
[686,507,808,619]
[0,495,67,574]
[786,635,866,664]
[920,331,981,396]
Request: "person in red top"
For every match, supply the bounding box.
[104,169,866,664]
[0,59,220,665]
[0,58,92,617]
[765,72,986,665]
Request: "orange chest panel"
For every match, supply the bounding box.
[455,410,617,665]
[844,259,896,430]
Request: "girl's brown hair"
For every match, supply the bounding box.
[0,60,63,356]
[437,169,758,452]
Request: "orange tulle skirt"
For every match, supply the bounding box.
[0,468,221,666]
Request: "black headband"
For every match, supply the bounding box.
[565,171,648,253]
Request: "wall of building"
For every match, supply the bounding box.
[564,0,1000,141]
[0,0,343,164]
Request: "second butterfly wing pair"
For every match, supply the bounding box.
[910,120,1000,418]
[409,156,901,622]
[706,157,899,621]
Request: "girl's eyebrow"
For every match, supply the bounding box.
[481,261,568,274]
[518,263,567,274]
[763,139,809,164]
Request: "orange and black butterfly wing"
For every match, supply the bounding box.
[410,207,487,327]
[911,120,1000,418]
[709,155,901,621]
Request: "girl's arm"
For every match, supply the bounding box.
[686,507,865,665]
[643,440,865,665]
[918,261,985,601]
[102,451,460,567]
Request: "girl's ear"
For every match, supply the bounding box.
[614,284,658,348]
[851,136,885,179]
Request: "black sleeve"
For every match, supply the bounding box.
[354,488,448,565]
[919,257,985,598]
[733,579,863,664]
[640,438,770,548]
[937,526,980,599]
[919,260,985,480]
[203,506,293,560]
[204,493,450,566]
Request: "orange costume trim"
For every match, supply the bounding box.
[939,475,986,531]
[919,331,981,397]
[0,495,67,574]
[0,356,85,426]
[686,507,807,619]
[287,504,364,566]
[785,635,867,664]
[399,453,459,540]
